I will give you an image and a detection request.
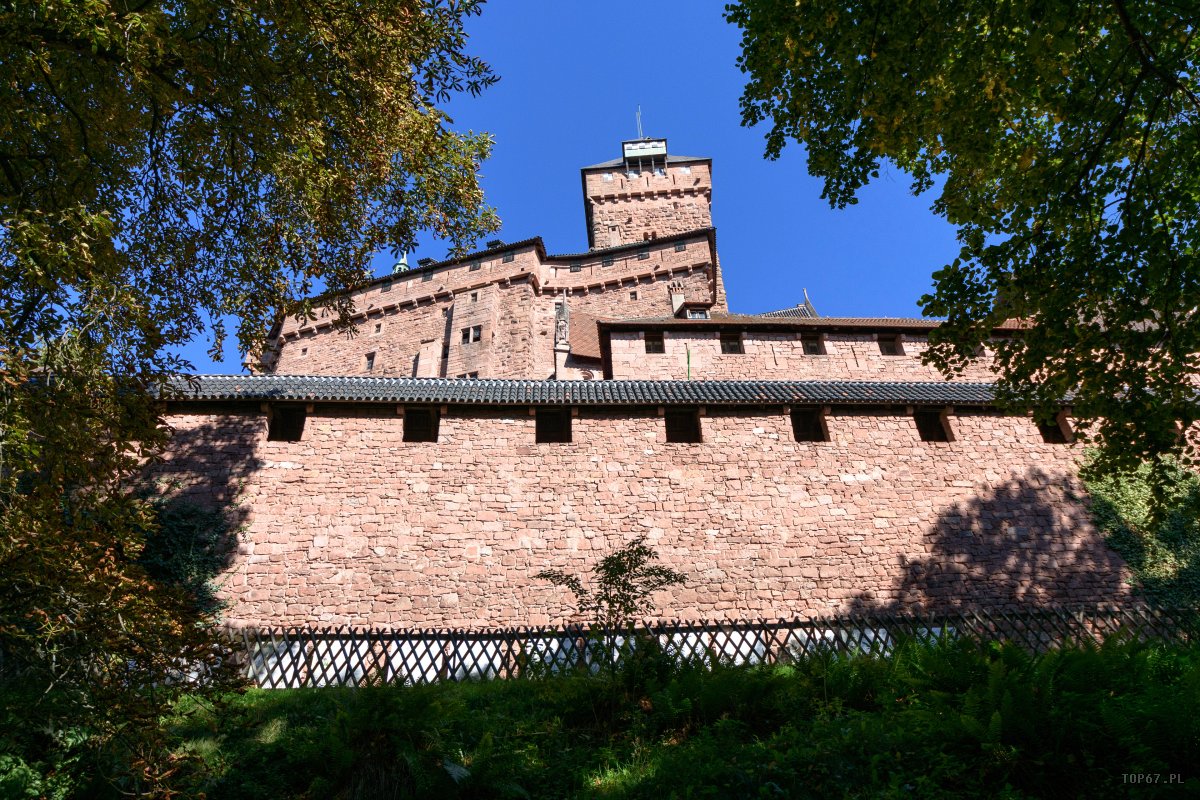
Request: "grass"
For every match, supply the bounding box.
[167,636,1200,799]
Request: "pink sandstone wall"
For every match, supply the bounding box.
[154,406,1127,629]
[608,331,1001,382]
[268,234,722,379]
[583,161,712,248]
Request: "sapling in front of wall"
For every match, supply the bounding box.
[536,535,685,674]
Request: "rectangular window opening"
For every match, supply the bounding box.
[373,322,382,335]
[878,334,905,356]
[422,271,433,282]
[1038,415,1073,444]
[570,262,582,273]
[629,291,638,301]
[644,331,665,354]
[502,252,515,263]
[720,331,744,354]
[674,241,687,252]
[267,407,307,442]
[535,409,573,443]
[637,248,650,261]
[364,352,376,372]
[381,280,392,292]
[687,308,709,319]
[791,408,828,442]
[403,408,440,442]
[801,333,826,355]
[664,408,702,443]
[602,256,615,267]
[470,291,478,302]
[469,261,482,271]
[914,410,952,442]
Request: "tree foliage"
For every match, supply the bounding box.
[537,536,686,629]
[1,0,498,792]
[727,0,1200,476]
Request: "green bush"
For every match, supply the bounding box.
[171,637,1200,799]
[1086,454,1200,604]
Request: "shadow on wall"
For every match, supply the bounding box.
[849,469,1130,614]
[149,413,264,507]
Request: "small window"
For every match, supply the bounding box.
[1038,415,1073,444]
[914,410,952,442]
[878,335,904,356]
[602,256,614,267]
[469,291,478,302]
[364,352,376,372]
[502,252,515,263]
[300,347,308,357]
[267,407,306,442]
[469,261,481,271]
[679,166,691,175]
[403,408,440,443]
[644,331,665,354]
[664,408,702,443]
[791,408,828,442]
[802,333,826,355]
[422,271,433,282]
[373,322,382,335]
[687,308,709,320]
[535,409,572,443]
[381,279,392,292]
[653,167,666,177]
[720,331,744,354]
[460,325,482,344]
[456,372,479,379]
[629,291,638,301]
[637,248,650,261]
[674,241,687,252]
[602,172,613,181]
[570,262,582,273]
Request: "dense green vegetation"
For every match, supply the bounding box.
[1086,456,1200,605]
[163,638,1200,799]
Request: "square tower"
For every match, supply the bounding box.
[581,139,712,249]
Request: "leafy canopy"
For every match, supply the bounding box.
[727,0,1200,476]
[0,0,497,792]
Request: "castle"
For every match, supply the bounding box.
[157,139,1127,628]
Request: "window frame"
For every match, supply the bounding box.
[664,408,703,443]
[535,409,573,443]
[267,406,307,442]
[644,331,665,354]
[402,407,440,443]
[790,408,829,442]
[720,331,744,354]
[914,409,953,442]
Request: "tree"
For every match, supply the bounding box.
[726,0,1200,479]
[1,0,498,792]
[537,536,686,630]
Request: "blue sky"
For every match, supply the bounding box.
[183,1,961,373]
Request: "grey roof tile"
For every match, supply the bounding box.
[165,375,1007,408]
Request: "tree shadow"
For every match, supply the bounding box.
[142,413,261,612]
[848,469,1130,614]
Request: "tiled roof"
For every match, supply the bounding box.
[582,154,710,170]
[601,315,1028,332]
[759,304,819,319]
[568,310,603,360]
[165,375,1005,407]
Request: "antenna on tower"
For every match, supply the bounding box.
[636,105,644,139]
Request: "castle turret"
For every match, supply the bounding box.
[581,138,712,249]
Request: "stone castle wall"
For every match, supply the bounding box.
[608,331,1001,382]
[268,233,722,379]
[155,405,1127,629]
